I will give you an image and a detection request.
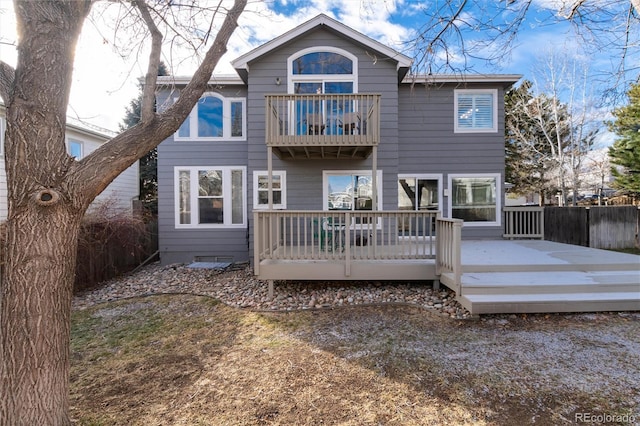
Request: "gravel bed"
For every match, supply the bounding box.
[72,262,472,319]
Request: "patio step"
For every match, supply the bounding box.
[449,240,640,315]
[462,262,640,273]
[454,270,640,315]
[460,271,640,295]
[458,292,640,315]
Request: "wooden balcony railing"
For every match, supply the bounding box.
[503,206,545,239]
[265,93,380,147]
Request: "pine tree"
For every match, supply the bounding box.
[120,62,168,215]
[608,83,640,195]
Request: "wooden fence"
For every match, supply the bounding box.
[544,206,639,249]
[0,218,158,293]
[75,219,158,292]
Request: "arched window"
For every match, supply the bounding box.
[288,47,357,95]
[175,93,246,140]
[288,48,358,135]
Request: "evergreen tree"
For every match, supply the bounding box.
[608,83,640,195]
[120,62,168,215]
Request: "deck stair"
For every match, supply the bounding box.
[442,240,640,315]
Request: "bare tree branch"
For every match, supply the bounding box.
[407,1,638,103]
[73,0,248,204]
[565,0,588,19]
[132,0,163,123]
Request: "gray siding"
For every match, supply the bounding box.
[398,83,506,239]
[244,29,401,258]
[156,27,511,264]
[156,85,250,264]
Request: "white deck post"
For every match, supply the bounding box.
[371,145,378,253]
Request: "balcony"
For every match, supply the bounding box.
[265,93,381,160]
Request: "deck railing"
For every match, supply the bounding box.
[435,218,463,294]
[265,94,380,147]
[254,210,439,276]
[503,206,545,239]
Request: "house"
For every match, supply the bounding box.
[155,14,520,281]
[0,104,140,221]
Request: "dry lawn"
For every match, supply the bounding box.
[70,295,640,425]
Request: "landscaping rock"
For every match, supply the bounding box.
[73,262,472,319]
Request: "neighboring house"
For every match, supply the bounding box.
[0,104,139,221]
[155,14,520,274]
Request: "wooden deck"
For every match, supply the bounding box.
[254,210,639,315]
[444,240,640,315]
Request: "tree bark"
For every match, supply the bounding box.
[1,2,90,424]
[0,0,246,424]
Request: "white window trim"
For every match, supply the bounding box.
[253,170,287,210]
[322,170,383,230]
[0,117,4,156]
[447,173,501,227]
[174,166,247,229]
[287,46,359,93]
[322,170,383,210]
[67,138,84,159]
[398,173,443,214]
[174,93,246,141]
[454,89,498,133]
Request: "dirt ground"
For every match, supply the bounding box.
[70,295,640,425]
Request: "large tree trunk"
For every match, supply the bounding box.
[0,0,247,423]
[0,2,91,424]
[1,210,82,425]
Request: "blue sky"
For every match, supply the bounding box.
[0,0,636,135]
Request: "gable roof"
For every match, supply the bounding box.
[231,13,413,82]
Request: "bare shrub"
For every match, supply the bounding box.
[75,200,155,293]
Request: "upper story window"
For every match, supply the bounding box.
[292,51,353,75]
[68,139,84,159]
[176,93,246,141]
[454,89,498,133]
[288,48,358,135]
[288,47,358,94]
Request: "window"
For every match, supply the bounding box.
[176,93,246,140]
[323,170,382,211]
[175,166,246,228]
[253,171,286,209]
[398,175,441,212]
[448,174,501,226]
[288,47,358,136]
[454,89,497,133]
[292,51,353,75]
[68,139,83,159]
[398,175,441,237]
